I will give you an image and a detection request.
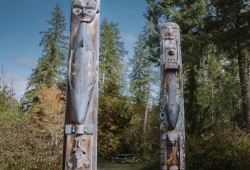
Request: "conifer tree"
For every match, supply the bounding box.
[22,4,68,110]
[129,33,154,134]
[99,18,127,93]
[98,19,132,158]
[130,33,151,104]
[205,0,250,129]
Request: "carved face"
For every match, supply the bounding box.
[160,23,180,69]
[72,0,98,22]
[165,42,177,57]
[160,23,179,40]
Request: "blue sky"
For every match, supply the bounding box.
[0,0,147,101]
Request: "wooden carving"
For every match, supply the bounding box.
[63,0,100,170]
[160,22,185,170]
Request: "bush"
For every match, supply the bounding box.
[186,129,250,170]
[0,109,64,169]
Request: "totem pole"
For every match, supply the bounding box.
[160,23,185,170]
[63,0,100,170]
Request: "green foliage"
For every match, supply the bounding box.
[22,4,68,111]
[0,67,18,114]
[0,6,66,169]
[186,130,250,170]
[130,33,151,104]
[122,105,160,160]
[98,19,132,158]
[205,0,250,128]
[99,18,127,92]
[0,86,9,113]
[0,111,64,169]
[30,4,67,89]
[98,89,133,158]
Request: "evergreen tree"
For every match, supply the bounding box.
[129,33,155,134]
[22,4,68,110]
[98,19,132,158]
[124,33,159,158]
[130,33,151,105]
[0,66,18,114]
[205,0,250,129]
[99,18,127,93]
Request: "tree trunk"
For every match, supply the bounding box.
[237,47,250,129]
[143,103,149,133]
[143,84,150,134]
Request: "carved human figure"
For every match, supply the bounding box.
[160,22,185,170]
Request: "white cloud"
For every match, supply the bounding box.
[12,57,36,67]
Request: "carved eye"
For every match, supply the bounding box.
[73,6,83,15]
[172,30,177,36]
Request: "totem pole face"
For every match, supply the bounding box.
[160,24,179,40]
[160,23,179,70]
[72,0,98,22]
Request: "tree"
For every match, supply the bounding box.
[129,33,153,134]
[205,0,250,129]
[130,34,151,105]
[22,4,68,110]
[99,18,127,93]
[98,19,132,158]
[0,66,18,114]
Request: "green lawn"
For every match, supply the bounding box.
[98,161,143,170]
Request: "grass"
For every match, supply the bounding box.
[98,161,143,170]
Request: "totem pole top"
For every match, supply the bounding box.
[160,22,180,41]
[159,22,179,29]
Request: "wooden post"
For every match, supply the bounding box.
[160,22,185,170]
[63,0,100,169]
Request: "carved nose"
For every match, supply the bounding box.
[170,102,175,108]
[169,50,175,56]
[167,27,172,35]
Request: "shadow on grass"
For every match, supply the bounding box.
[98,161,142,170]
[98,160,160,170]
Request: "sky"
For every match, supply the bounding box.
[0,0,147,101]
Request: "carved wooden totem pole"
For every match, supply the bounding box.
[63,0,100,170]
[160,23,185,170]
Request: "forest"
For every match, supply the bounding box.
[0,0,250,170]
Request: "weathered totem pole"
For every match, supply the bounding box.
[63,0,100,169]
[160,22,185,170]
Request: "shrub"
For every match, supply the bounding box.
[186,129,250,170]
